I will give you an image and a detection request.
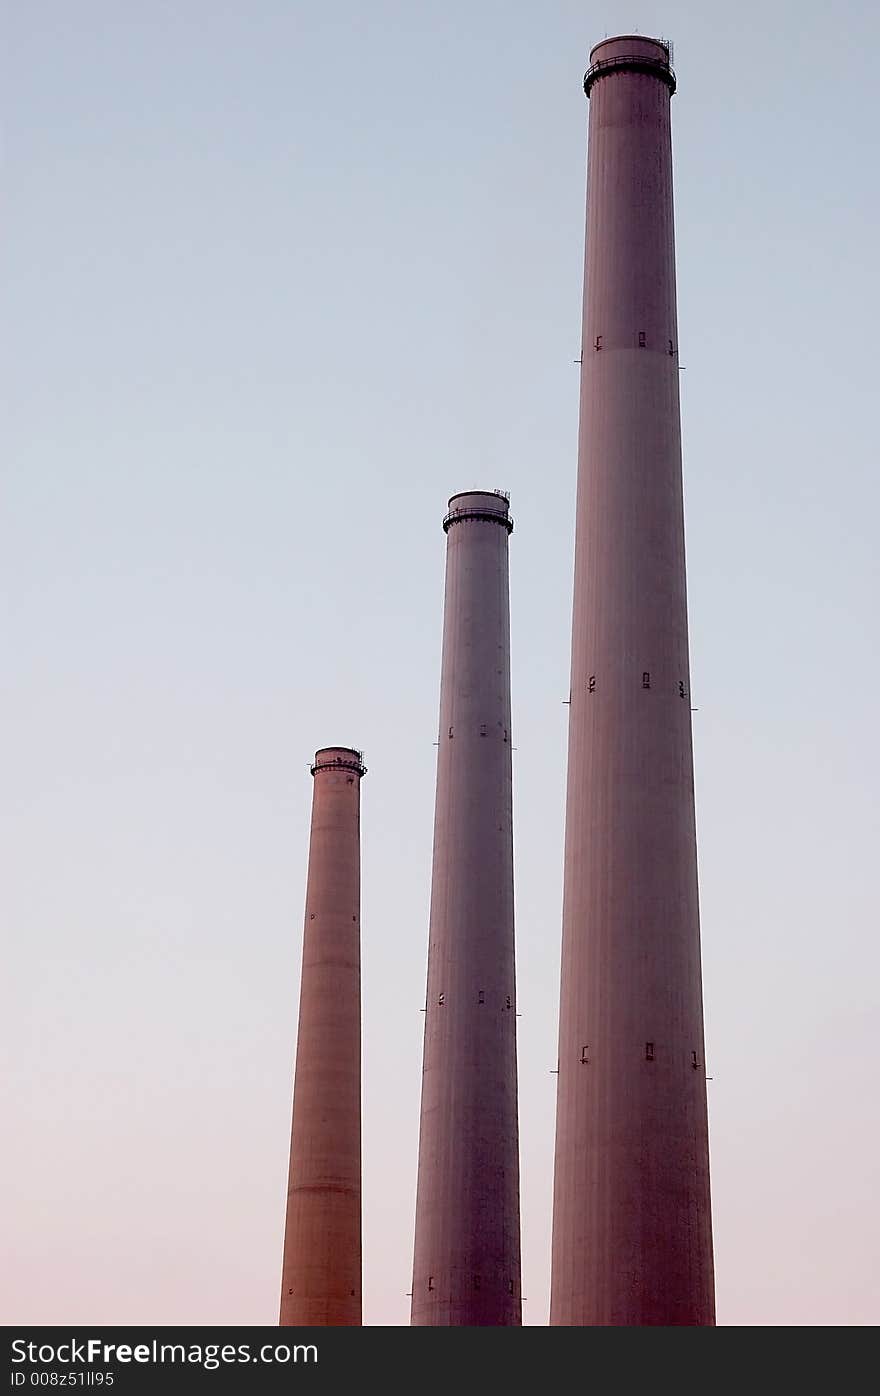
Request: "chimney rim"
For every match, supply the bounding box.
[585,35,675,98]
[589,34,671,60]
[311,746,367,777]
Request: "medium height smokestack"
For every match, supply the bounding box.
[410,491,521,1326]
[279,747,366,1326]
[551,37,715,1325]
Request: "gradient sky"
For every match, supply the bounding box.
[3,0,878,1327]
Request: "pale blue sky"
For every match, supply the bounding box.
[3,0,878,1325]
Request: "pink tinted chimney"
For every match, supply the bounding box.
[550,37,715,1325]
[410,491,522,1325]
[279,747,366,1325]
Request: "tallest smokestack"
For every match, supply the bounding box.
[551,37,715,1325]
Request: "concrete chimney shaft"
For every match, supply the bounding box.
[279,746,366,1326]
[410,492,522,1326]
[550,37,715,1325]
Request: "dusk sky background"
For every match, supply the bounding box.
[3,0,878,1326]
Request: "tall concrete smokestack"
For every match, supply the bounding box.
[411,491,521,1326]
[280,746,366,1326]
[551,37,715,1325]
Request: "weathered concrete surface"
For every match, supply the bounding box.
[411,492,522,1326]
[550,37,715,1326]
[280,747,365,1326]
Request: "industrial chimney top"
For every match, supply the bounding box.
[442,490,514,535]
[311,747,367,777]
[584,35,675,97]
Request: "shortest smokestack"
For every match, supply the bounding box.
[279,746,366,1326]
